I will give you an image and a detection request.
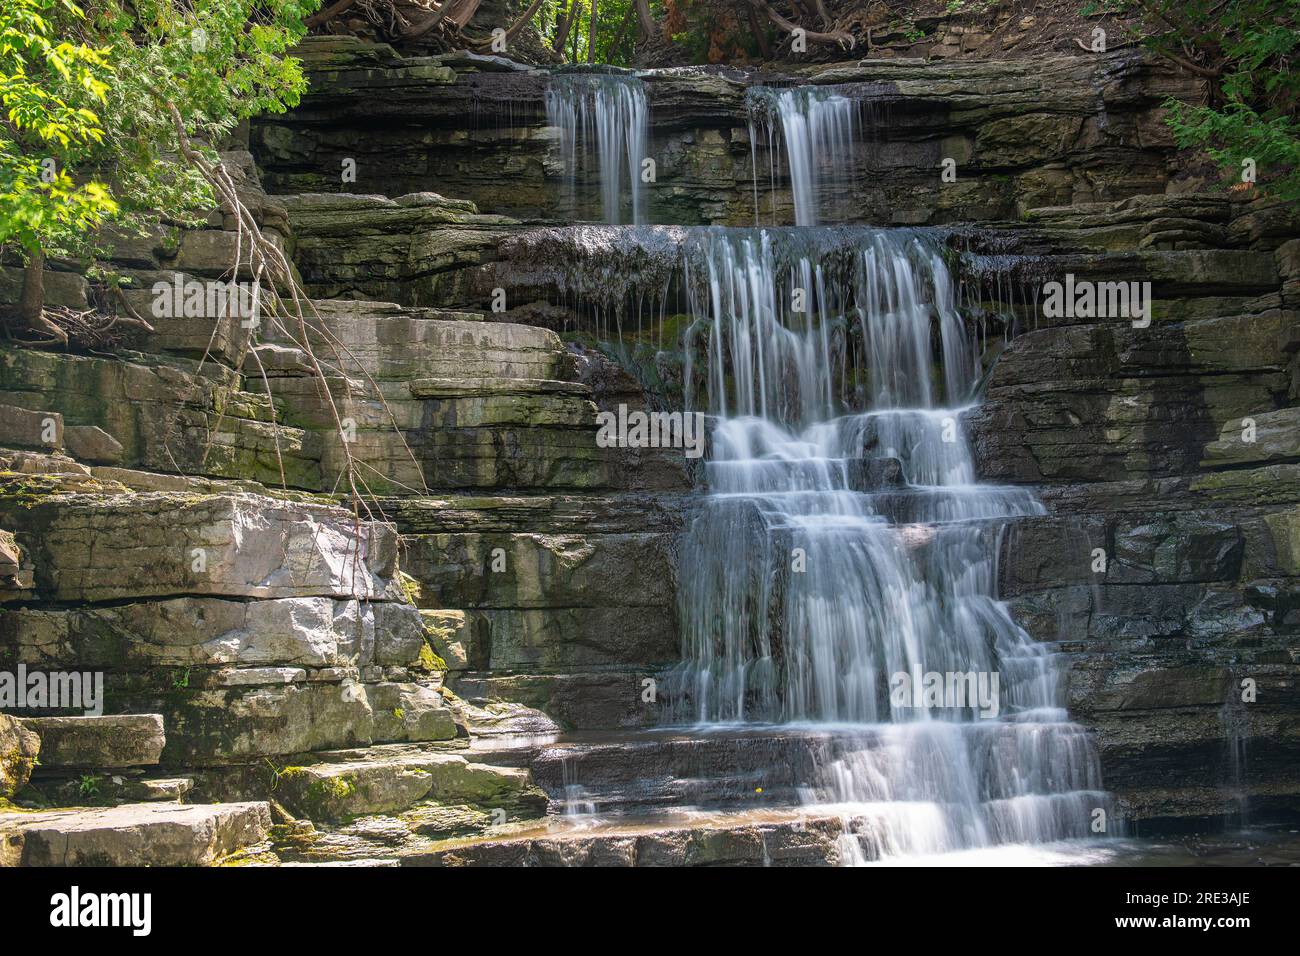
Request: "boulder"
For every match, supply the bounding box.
[62,425,125,465]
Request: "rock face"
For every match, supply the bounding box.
[961,193,1300,825]
[0,714,39,798]
[2,34,1297,867]
[254,38,1202,232]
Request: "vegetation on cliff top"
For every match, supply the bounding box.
[0,0,318,344]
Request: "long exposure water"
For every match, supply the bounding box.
[748,86,860,226]
[537,80,1117,863]
[665,227,1115,861]
[546,73,648,225]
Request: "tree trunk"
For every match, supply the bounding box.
[478,0,547,48]
[15,251,67,347]
[609,1,635,60]
[633,0,657,39]
[587,0,598,62]
[404,2,451,39]
[445,0,483,29]
[554,0,578,53]
[746,4,772,59]
[305,0,358,28]
[18,252,44,326]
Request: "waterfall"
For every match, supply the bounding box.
[667,226,1114,860]
[546,73,648,225]
[748,87,859,226]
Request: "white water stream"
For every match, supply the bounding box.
[668,228,1113,860]
[546,73,649,225]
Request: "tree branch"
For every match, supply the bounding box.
[749,0,855,50]
[305,0,358,28]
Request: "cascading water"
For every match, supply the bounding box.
[748,87,860,226]
[546,73,648,225]
[666,226,1115,862]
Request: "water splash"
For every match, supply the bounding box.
[546,73,649,225]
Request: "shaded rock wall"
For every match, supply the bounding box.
[253,37,1203,229]
[965,195,1300,826]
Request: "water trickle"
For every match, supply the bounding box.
[748,87,860,226]
[546,73,649,225]
[666,226,1114,860]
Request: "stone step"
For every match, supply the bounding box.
[262,303,568,382]
[0,347,322,488]
[450,671,660,731]
[376,493,693,535]
[397,808,854,866]
[403,528,674,607]
[21,715,165,770]
[0,800,271,866]
[275,744,545,822]
[36,773,195,806]
[409,378,593,399]
[0,491,403,604]
[528,728,834,813]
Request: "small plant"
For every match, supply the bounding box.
[77,774,101,798]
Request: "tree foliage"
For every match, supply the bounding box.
[0,0,118,263]
[1117,0,1300,199]
[0,0,317,335]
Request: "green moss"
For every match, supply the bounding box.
[397,570,422,606]
[414,641,447,674]
[0,796,42,813]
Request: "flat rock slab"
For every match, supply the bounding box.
[0,801,271,866]
[277,746,536,822]
[409,378,593,398]
[4,492,401,603]
[21,715,165,769]
[398,811,853,867]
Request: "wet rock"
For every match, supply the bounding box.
[400,812,850,867]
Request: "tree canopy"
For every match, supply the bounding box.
[0,0,317,342]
